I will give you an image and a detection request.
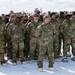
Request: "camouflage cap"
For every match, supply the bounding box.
[43,15,50,20]
[65,14,72,19]
[33,13,39,17]
[50,12,56,17]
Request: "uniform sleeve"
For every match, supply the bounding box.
[60,22,64,34]
[3,24,6,35]
[36,25,42,38]
[21,23,26,34]
[70,24,74,38]
[7,24,13,37]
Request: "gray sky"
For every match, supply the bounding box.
[0,0,75,14]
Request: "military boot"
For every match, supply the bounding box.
[37,61,43,72]
[71,57,75,61]
[12,52,17,65]
[0,53,6,66]
[62,57,69,62]
[20,51,25,64]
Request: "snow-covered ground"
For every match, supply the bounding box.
[0,58,75,75]
[0,40,75,75]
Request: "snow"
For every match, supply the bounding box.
[0,58,75,75]
[0,39,74,75]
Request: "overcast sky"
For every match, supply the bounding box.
[0,0,75,14]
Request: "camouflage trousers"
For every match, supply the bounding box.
[71,38,75,56]
[53,36,59,59]
[37,41,54,68]
[12,40,24,53]
[63,37,71,56]
[0,42,5,53]
[0,38,5,53]
[6,38,12,59]
[24,31,30,57]
[24,38,30,58]
[58,33,64,55]
[29,38,38,60]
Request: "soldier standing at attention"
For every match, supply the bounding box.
[50,12,60,61]
[37,15,54,72]
[70,12,75,61]
[0,17,6,66]
[26,13,41,63]
[57,12,65,56]
[21,15,30,58]
[60,14,72,62]
[8,16,25,65]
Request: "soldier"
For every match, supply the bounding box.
[50,12,60,61]
[28,15,33,22]
[5,14,15,60]
[71,12,75,61]
[21,15,30,58]
[60,14,72,62]
[26,13,41,63]
[21,15,28,24]
[8,16,25,65]
[37,15,54,72]
[57,12,65,56]
[0,17,6,66]
[23,15,33,58]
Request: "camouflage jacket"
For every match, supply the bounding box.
[0,22,6,41]
[37,22,54,45]
[50,18,60,37]
[7,23,25,42]
[26,21,41,38]
[60,19,72,38]
[70,18,75,38]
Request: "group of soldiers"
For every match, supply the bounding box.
[0,10,75,72]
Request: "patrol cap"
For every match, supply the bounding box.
[23,15,28,17]
[60,11,65,16]
[33,13,39,17]
[50,12,56,17]
[65,14,72,19]
[43,15,50,20]
[15,16,20,20]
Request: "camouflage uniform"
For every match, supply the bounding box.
[5,22,12,59]
[8,22,25,63]
[60,19,72,57]
[5,14,15,59]
[50,18,60,59]
[0,21,6,65]
[37,22,54,68]
[71,17,75,56]
[57,17,65,55]
[23,21,30,58]
[27,20,41,60]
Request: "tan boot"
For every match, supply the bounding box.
[12,52,17,65]
[20,51,25,64]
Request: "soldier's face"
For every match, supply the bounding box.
[0,19,2,23]
[52,15,56,19]
[11,16,15,22]
[44,18,50,24]
[29,17,33,22]
[72,15,75,18]
[67,17,71,20]
[23,16,28,21]
[15,18,20,23]
[34,17,39,22]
